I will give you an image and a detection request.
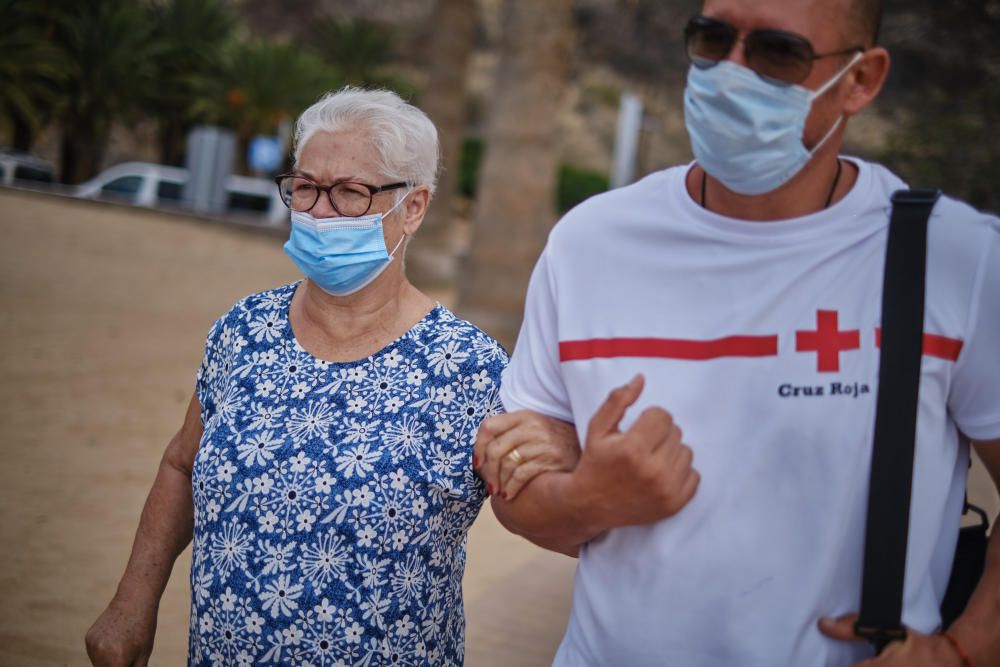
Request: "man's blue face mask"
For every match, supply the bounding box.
[283,190,409,296]
[683,52,862,196]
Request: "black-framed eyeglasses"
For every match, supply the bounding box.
[684,15,864,85]
[275,174,409,217]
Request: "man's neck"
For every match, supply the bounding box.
[689,153,857,222]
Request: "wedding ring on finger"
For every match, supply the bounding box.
[506,448,525,465]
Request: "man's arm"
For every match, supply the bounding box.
[85,392,203,667]
[946,438,1000,664]
[820,438,1000,666]
[476,375,700,556]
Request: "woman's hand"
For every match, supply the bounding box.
[85,392,200,665]
[85,596,157,667]
[474,410,581,500]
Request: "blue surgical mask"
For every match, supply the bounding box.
[283,192,409,296]
[683,53,861,195]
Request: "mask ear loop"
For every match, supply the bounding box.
[807,114,845,156]
[387,232,407,259]
[808,50,864,101]
[385,185,414,259]
[805,51,864,156]
[383,185,414,218]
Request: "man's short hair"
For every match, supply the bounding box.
[850,0,883,45]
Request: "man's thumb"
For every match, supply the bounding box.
[587,374,644,439]
[818,614,860,642]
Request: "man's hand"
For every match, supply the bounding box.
[474,410,580,500]
[818,614,966,666]
[85,595,157,666]
[482,374,699,555]
[567,374,700,531]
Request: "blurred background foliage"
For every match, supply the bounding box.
[0,0,996,210]
[556,164,609,214]
[457,137,608,214]
[0,0,403,184]
[0,1,66,157]
[145,0,237,166]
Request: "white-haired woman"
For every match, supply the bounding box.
[86,88,576,667]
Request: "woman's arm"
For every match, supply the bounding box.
[85,393,203,667]
[476,376,700,557]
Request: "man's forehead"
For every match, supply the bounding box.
[701,0,847,41]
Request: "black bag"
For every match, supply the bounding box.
[940,501,990,628]
[853,188,991,653]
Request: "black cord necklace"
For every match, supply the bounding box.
[823,158,843,208]
[700,158,843,211]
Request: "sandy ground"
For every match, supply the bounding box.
[0,188,995,666]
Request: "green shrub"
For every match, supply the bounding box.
[557,164,609,213]
[456,138,609,214]
[458,136,483,198]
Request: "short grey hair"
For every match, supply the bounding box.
[293,87,440,196]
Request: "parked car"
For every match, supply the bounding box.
[0,150,56,186]
[73,161,287,226]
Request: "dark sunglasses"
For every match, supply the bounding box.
[684,15,864,85]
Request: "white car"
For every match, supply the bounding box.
[0,150,56,186]
[74,161,287,226]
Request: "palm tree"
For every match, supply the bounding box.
[147,0,236,165]
[309,16,398,88]
[195,40,340,173]
[0,0,66,150]
[407,0,479,287]
[457,0,575,348]
[48,0,162,183]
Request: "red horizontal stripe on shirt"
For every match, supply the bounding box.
[874,329,964,361]
[559,336,779,362]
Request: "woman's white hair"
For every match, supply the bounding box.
[293,87,439,196]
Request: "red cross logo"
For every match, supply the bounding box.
[796,310,860,372]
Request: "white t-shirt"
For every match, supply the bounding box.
[500,158,1000,666]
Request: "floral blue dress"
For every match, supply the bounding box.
[189,283,507,666]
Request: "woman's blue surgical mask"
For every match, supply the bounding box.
[683,53,862,195]
[283,191,409,296]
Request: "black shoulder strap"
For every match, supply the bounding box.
[854,188,940,653]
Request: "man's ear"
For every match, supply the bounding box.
[844,47,890,117]
[401,186,431,236]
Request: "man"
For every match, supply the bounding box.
[473,0,1000,664]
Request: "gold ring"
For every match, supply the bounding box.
[506,448,524,465]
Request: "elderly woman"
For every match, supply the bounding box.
[86,88,575,667]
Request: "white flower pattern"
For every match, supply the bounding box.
[189,283,506,666]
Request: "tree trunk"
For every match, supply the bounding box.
[159,116,186,166]
[408,0,478,288]
[11,113,34,152]
[457,0,574,349]
[60,123,107,184]
[59,133,78,185]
